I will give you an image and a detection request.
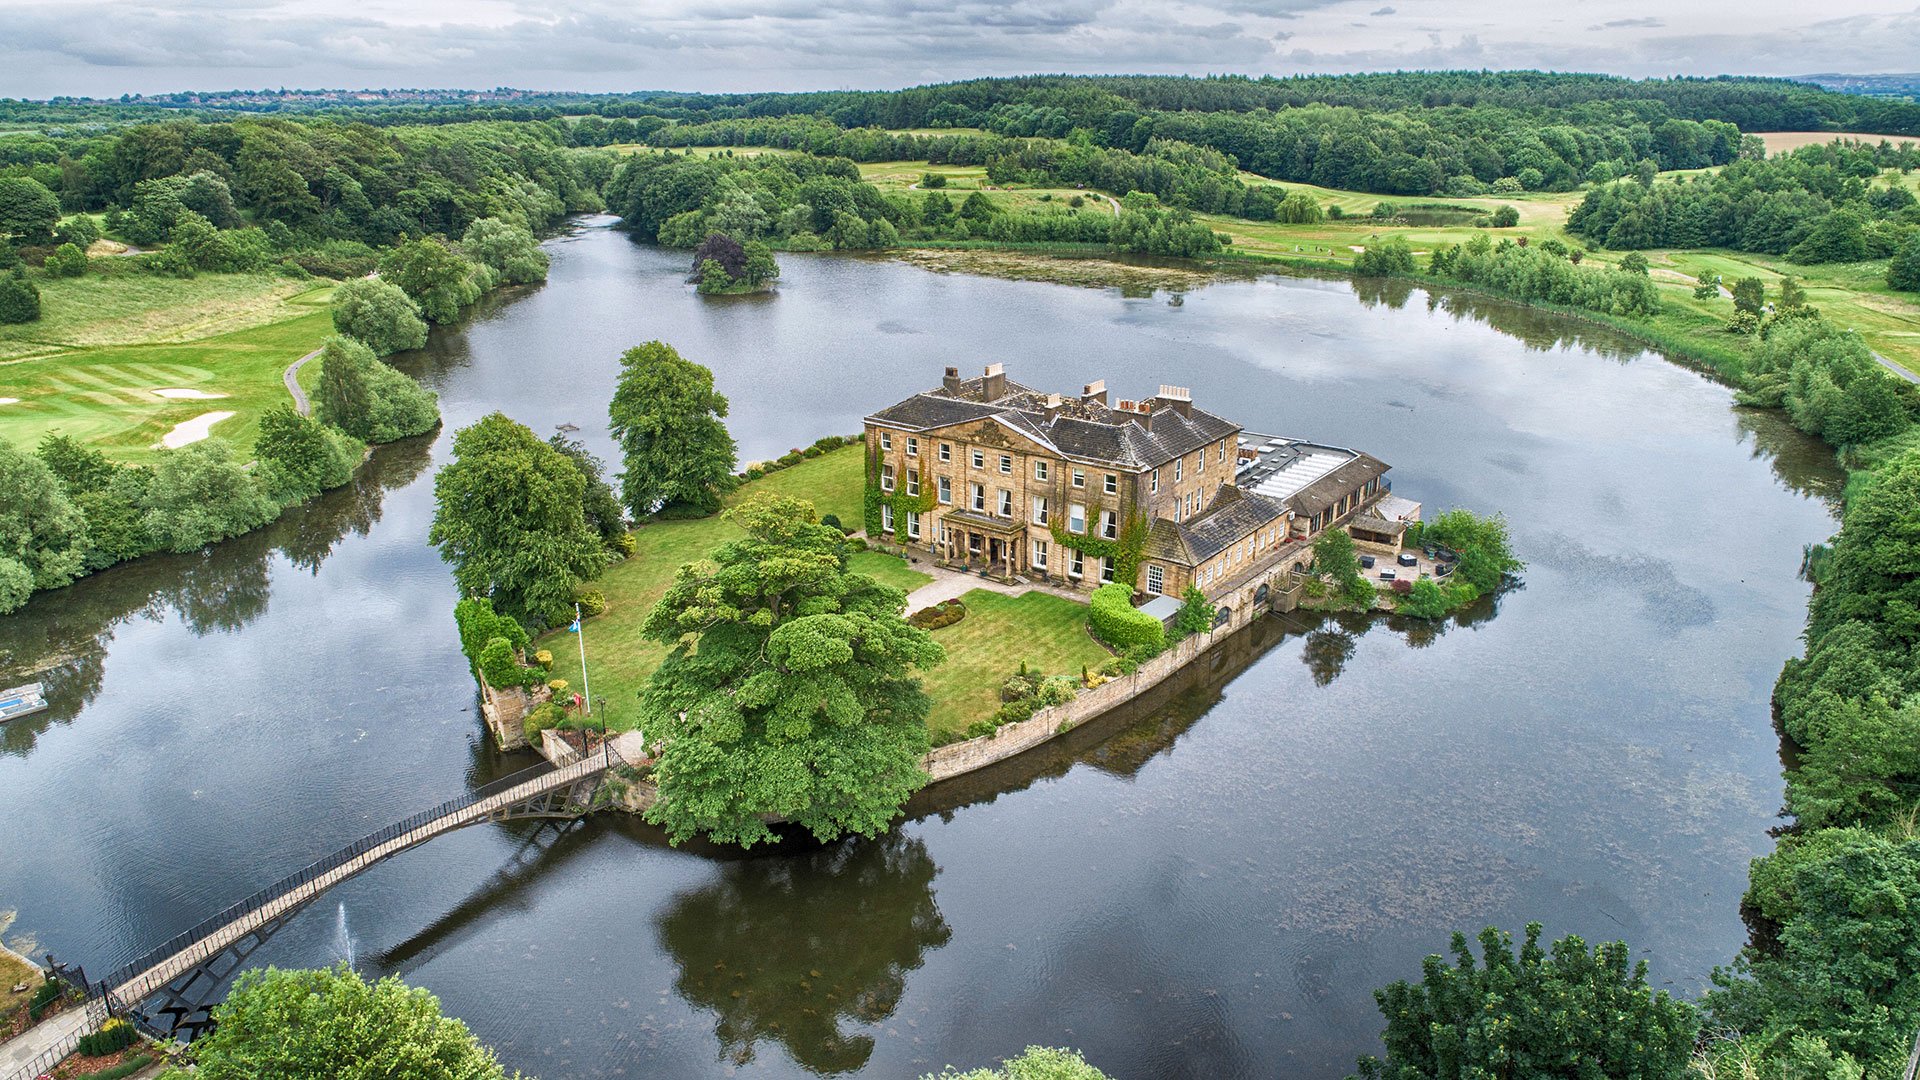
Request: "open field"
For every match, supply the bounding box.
[0,273,336,462]
[606,143,803,160]
[921,589,1109,742]
[1756,131,1920,152]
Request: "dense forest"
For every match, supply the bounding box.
[1570,140,1920,258]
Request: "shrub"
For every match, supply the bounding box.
[1171,585,1216,638]
[522,701,565,742]
[613,531,638,557]
[810,435,846,453]
[76,1017,135,1056]
[43,242,88,277]
[571,585,607,617]
[1089,582,1164,654]
[1397,578,1450,618]
[476,637,529,689]
[777,450,803,466]
[72,1054,153,1080]
[54,215,101,250]
[0,269,41,324]
[908,598,966,629]
[820,512,844,532]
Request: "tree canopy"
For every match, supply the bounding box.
[331,278,429,356]
[638,493,943,846]
[1353,924,1697,1080]
[313,334,440,444]
[185,965,516,1080]
[607,340,737,516]
[429,412,608,629]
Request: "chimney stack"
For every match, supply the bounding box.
[942,366,962,395]
[1081,379,1108,407]
[1044,392,1063,414]
[1156,384,1193,418]
[982,363,1007,401]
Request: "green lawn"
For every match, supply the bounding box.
[921,589,1108,743]
[850,549,933,593]
[538,443,1103,741]
[538,445,869,733]
[0,269,336,462]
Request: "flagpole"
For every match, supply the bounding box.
[574,602,591,719]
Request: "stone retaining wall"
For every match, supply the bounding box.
[923,592,1270,783]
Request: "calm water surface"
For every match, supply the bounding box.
[0,220,1842,1079]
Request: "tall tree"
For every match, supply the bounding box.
[187,965,514,1080]
[378,237,481,324]
[1353,924,1697,1080]
[0,441,87,613]
[461,217,549,285]
[608,340,737,516]
[429,412,608,629]
[0,177,60,246]
[313,335,439,444]
[330,278,429,356]
[638,493,943,847]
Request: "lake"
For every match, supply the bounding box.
[0,219,1842,1079]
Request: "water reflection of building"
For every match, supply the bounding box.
[865,365,1418,613]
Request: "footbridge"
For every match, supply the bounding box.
[62,745,631,1048]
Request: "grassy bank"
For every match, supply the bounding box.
[920,590,1109,742]
[0,268,335,462]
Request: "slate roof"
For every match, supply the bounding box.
[1285,454,1390,517]
[866,378,1240,471]
[1141,485,1290,567]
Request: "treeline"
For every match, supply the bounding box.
[1569,141,1920,259]
[605,151,1226,258]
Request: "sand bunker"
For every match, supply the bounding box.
[158,411,235,449]
[151,388,226,400]
[0,398,17,406]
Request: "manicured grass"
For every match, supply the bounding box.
[535,446,868,733]
[0,269,336,462]
[0,947,38,1028]
[920,589,1108,743]
[850,549,933,594]
[536,443,1099,740]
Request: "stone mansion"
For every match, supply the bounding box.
[863,364,1418,605]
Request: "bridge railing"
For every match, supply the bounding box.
[99,751,618,998]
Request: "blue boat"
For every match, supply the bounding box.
[0,682,47,722]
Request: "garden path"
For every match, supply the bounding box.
[902,563,1087,610]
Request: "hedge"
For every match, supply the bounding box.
[1088,582,1164,654]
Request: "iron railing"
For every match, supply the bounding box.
[99,752,617,998]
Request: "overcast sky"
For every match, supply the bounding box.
[1,0,1917,99]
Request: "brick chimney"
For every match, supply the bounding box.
[982,363,1007,401]
[1081,379,1107,407]
[1042,392,1063,418]
[1155,384,1193,418]
[942,366,962,395]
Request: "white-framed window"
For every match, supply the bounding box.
[1219,439,1228,462]
[1104,473,1117,495]
[939,524,950,544]
[938,476,952,504]
[1146,564,1164,595]
[906,510,921,539]
[880,431,892,451]
[1197,450,1204,473]
[970,483,986,512]
[1035,460,1050,481]
[971,449,985,469]
[906,469,919,496]
[1068,503,1087,534]
[939,442,951,462]
[1071,468,1086,488]
[906,436,918,457]
[1100,510,1117,539]
[1150,468,1159,493]
[881,503,895,532]
[1032,496,1049,525]
[1175,459,1183,482]
[998,454,1012,475]
[880,463,895,491]
[1033,540,1049,569]
[1100,558,1115,584]
[1069,549,1084,578]
[997,489,1013,517]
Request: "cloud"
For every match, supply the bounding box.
[0,0,1916,97]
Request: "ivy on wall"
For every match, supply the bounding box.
[1050,501,1148,587]
[864,442,937,537]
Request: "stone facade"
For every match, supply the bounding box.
[866,364,1402,604]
